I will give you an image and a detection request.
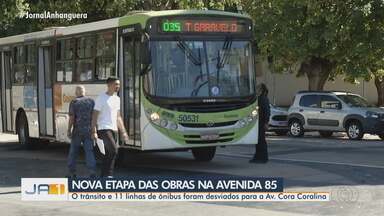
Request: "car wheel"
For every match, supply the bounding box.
[289,120,304,137]
[275,130,288,136]
[346,121,364,140]
[192,147,216,162]
[319,131,333,138]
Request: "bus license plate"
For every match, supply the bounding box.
[201,134,219,140]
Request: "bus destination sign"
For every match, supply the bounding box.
[160,19,249,34]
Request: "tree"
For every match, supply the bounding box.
[22,0,138,31]
[243,0,384,91]
[1,0,241,37]
[137,0,240,11]
[0,0,29,37]
[356,1,383,106]
[338,0,384,106]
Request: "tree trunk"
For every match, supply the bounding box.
[374,76,384,107]
[299,57,334,91]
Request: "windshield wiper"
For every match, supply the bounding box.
[215,37,233,86]
[191,41,211,97]
[217,37,233,69]
[176,36,202,66]
[190,38,234,97]
[191,80,208,97]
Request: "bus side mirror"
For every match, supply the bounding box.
[252,41,263,77]
[140,33,151,74]
[252,41,258,55]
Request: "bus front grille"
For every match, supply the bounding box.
[185,138,233,144]
[179,120,237,128]
[183,132,234,144]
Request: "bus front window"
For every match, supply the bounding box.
[145,40,255,99]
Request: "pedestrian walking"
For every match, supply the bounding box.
[67,86,97,178]
[91,77,129,178]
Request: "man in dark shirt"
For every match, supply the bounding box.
[250,83,271,163]
[67,86,96,178]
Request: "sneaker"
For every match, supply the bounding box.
[106,176,114,179]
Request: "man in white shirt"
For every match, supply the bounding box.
[91,77,128,177]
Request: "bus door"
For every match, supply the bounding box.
[37,43,54,136]
[1,51,13,132]
[120,25,142,147]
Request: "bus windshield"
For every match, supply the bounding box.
[144,40,255,99]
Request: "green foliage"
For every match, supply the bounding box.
[0,0,240,37]
[243,0,384,82]
[22,0,138,31]
[2,0,382,87]
[0,0,29,37]
[337,0,384,82]
[179,0,240,10]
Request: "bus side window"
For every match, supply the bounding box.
[25,44,36,84]
[95,31,116,80]
[56,39,74,83]
[75,36,95,82]
[13,46,25,85]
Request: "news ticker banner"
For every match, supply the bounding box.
[21,176,330,201]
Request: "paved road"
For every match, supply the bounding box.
[0,132,383,216]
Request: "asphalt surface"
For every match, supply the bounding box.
[0,132,383,216]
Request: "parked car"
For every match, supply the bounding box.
[287,91,384,140]
[269,104,289,136]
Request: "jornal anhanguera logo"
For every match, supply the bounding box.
[22,178,68,201]
[25,183,65,195]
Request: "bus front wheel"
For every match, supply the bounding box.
[191,147,216,162]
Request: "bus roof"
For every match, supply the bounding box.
[0,10,250,46]
[0,28,58,46]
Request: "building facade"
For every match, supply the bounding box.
[257,61,378,107]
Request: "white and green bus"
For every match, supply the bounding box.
[0,10,259,161]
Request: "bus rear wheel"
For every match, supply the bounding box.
[192,147,216,162]
[17,114,33,149]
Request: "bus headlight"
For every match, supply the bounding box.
[237,109,258,128]
[150,112,160,121]
[169,122,178,130]
[147,111,178,130]
[238,119,247,128]
[160,119,168,127]
[251,109,258,117]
